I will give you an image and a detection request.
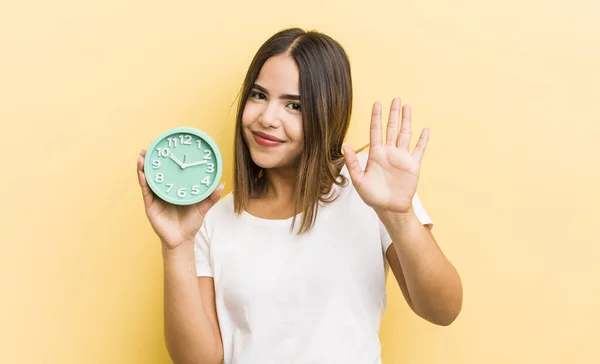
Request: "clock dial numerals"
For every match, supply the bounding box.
[156,147,169,157]
[206,163,215,173]
[152,160,161,169]
[155,173,164,183]
[191,185,200,195]
[203,150,212,159]
[180,135,192,145]
[201,176,211,186]
[166,135,193,147]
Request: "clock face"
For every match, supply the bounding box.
[144,127,223,205]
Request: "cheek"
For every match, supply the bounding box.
[241,102,259,127]
[288,118,303,143]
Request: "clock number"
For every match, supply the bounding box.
[203,150,212,160]
[201,176,211,186]
[166,183,174,192]
[180,135,192,145]
[206,163,215,173]
[156,148,169,157]
[191,185,200,195]
[152,160,161,169]
[196,139,202,148]
[167,138,178,148]
[155,173,164,183]
[177,188,186,198]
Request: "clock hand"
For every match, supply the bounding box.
[169,152,185,169]
[185,160,208,168]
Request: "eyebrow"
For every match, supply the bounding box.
[252,83,301,101]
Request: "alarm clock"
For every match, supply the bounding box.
[144,126,223,205]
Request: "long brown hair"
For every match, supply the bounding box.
[233,28,361,234]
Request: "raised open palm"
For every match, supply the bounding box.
[137,149,224,250]
[343,98,429,214]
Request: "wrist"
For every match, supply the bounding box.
[161,238,195,258]
[375,205,416,225]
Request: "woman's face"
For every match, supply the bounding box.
[242,54,304,170]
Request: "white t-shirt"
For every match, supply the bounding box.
[194,153,433,364]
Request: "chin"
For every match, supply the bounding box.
[248,148,301,170]
[249,149,286,169]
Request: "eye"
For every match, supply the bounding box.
[250,91,266,100]
[287,102,301,111]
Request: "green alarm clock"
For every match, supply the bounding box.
[144,126,223,205]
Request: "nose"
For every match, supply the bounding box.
[258,102,281,128]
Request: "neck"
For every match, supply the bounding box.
[263,166,298,202]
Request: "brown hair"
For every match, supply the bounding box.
[233,28,363,234]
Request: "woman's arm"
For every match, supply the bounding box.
[379,208,463,326]
[162,242,223,364]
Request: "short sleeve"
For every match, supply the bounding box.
[380,192,435,254]
[194,219,214,277]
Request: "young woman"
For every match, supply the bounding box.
[136,28,462,364]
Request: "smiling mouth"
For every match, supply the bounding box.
[252,131,284,147]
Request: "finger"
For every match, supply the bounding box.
[198,183,225,216]
[386,97,401,146]
[369,101,383,147]
[140,149,147,157]
[342,144,365,186]
[397,104,412,150]
[412,128,430,161]
[137,154,154,207]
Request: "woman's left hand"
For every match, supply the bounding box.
[343,97,429,214]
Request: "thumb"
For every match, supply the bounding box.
[196,183,225,216]
[207,183,225,205]
[342,144,364,185]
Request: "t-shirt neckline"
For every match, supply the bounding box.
[240,208,303,228]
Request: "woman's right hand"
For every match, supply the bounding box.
[136,149,225,251]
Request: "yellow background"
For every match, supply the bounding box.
[1,0,599,363]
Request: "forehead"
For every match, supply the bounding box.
[255,54,300,93]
